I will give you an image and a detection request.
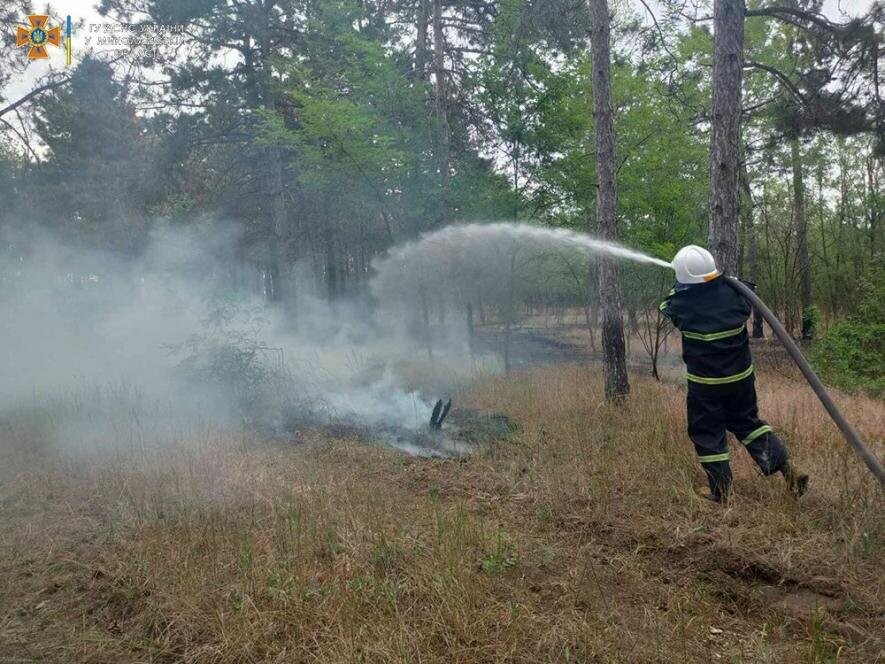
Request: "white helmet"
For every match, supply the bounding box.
[672,245,719,284]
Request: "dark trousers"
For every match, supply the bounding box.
[687,375,788,499]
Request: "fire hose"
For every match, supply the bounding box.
[724,276,884,487]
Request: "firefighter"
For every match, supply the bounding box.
[661,245,809,502]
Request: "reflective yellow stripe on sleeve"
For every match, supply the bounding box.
[686,365,754,385]
[659,289,675,312]
[698,452,730,464]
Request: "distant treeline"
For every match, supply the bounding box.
[0,0,880,341]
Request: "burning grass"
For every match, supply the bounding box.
[1,365,883,662]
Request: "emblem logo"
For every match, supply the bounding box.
[16,15,62,60]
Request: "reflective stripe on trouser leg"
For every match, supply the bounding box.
[743,429,788,475]
[741,425,772,445]
[724,377,789,475]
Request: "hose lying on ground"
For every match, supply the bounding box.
[724,276,884,488]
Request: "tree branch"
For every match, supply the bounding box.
[0,75,73,119]
[0,53,127,119]
[0,118,39,161]
[636,0,678,65]
[744,61,806,105]
[745,6,837,33]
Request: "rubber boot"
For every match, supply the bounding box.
[703,492,728,504]
[705,465,732,504]
[781,461,809,497]
[701,475,731,504]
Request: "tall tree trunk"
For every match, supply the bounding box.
[267,156,285,302]
[866,155,880,260]
[748,215,764,337]
[504,252,516,376]
[431,0,452,225]
[420,285,433,361]
[586,258,598,352]
[324,220,338,301]
[739,156,763,337]
[588,0,629,400]
[708,0,745,276]
[815,165,834,320]
[415,0,430,80]
[261,4,286,303]
[791,137,813,339]
[466,303,475,358]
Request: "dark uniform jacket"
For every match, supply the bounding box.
[659,276,753,386]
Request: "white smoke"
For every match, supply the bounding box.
[0,221,453,454]
[1,219,669,457]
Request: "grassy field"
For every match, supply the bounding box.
[1,354,883,662]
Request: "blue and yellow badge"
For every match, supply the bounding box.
[15,14,71,64]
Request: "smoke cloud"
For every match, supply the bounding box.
[0,220,480,456]
[1,218,665,457]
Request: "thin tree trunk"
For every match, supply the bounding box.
[650,307,666,381]
[324,220,338,301]
[264,161,285,302]
[466,303,475,358]
[588,0,629,400]
[708,0,745,275]
[415,0,430,80]
[586,257,598,352]
[431,0,451,225]
[504,252,516,376]
[866,155,880,260]
[739,155,763,337]
[836,147,849,316]
[816,165,835,321]
[261,4,286,303]
[791,137,813,338]
[748,221,763,337]
[627,307,639,356]
[420,286,433,362]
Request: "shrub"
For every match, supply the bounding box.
[170,301,295,425]
[801,304,820,339]
[813,278,885,397]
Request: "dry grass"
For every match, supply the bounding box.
[1,364,883,663]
